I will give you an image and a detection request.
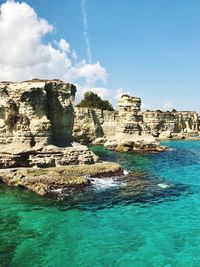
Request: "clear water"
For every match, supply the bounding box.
[1,140,200,266]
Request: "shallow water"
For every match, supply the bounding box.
[1,140,200,266]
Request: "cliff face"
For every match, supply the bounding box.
[0,80,98,168]
[73,94,164,152]
[142,111,199,137]
[117,95,143,135]
[1,80,199,169]
[73,95,145,144]
[0,80,76,149]
[103,95,164,152]
[73,108,119,143]
[73,95,200,143]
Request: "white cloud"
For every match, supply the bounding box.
[141,102,150,111]
[0,0,107,85]
[56,38,70,53]
[72,50,78,61]
[75,84,109,103]
[162,102,174,111]
[69,61,107,85]
[114,88,132,101]
[0,1,53,68]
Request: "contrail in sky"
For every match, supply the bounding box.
[81,0,92,63]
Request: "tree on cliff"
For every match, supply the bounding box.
[77,91,114,111]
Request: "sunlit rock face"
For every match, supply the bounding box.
[142,110,199,138]
[0,79,76,149]
[73,94,164,152]
[73,94,145,144]
[73,93,200,145]
[118,94,141,113]
[73,108,119,144]
[0,80,99,168]
[117,95,143,135]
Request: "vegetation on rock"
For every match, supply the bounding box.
[77,91,114,111]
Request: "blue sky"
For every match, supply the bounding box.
[0,0,200,112]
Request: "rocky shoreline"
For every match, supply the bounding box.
[0,162,123,196]
[0,79,199,196]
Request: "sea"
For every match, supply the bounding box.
[1,140,200,267]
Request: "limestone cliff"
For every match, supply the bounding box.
[103,95,165,152]
[73,107,119,143]
[73,95,200,144]
[0,79,76,148]
[0,80,98,168]
[73,95,144,144]
[142,110,199,138]
[73,94,164,152]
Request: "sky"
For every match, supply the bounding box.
[0,0,200,112]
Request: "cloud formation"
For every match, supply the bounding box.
[0,0,107,86]
[162,102,174,111]
[114,88,132,101]
[75,84,110,103]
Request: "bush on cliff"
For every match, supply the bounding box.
[77,91,114,111]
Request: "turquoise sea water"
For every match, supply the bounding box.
[1,140,200,266]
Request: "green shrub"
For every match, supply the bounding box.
[77,91,114,111]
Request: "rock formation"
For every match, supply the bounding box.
[73,107,119,143]
[103,95,166,152]
[0,79,98,168]
[0,79,199,195]
[0,162,122,195]
[73,95,200,144]
[73,94,165,152]
[142,110,199,139]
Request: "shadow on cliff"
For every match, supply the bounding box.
[45,83,75,147]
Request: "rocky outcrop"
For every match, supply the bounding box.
[0,79,76,147]
[104,136,167,153]
[73,95,200,145]
[0,162,123,195]
[73,94,165,152]
[0,80,99,168]
[104,95,166,152]
[159,130,172,139]
[142,110,199,139]
[73,107,119,143]
[118,95,143,135]
[73,95,144,144]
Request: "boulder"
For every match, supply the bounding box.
[159,130,172,139]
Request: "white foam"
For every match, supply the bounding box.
[123,169,129,176]
[89,177,126,190]
[168,148,176,151]
[51,188,63,193]
[157,183,170,189]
